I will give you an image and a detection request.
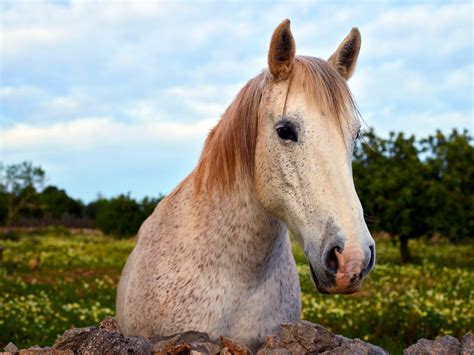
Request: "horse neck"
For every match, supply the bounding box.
[173,174,287,281]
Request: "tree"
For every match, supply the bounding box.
[37,185,84,219]
[140,195,164,218]
[94,194,144,236]
[0,162,46,227]
[353,130,429,263]
[421,130,474,241]
[85,194,164,236]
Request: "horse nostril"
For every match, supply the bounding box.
[361,245,375,277]
[324,246,341,275]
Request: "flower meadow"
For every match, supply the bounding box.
[1,229,473,354]
[294,242,474,353]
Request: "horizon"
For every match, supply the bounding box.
[1,1,472,202]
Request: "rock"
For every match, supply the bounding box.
[404,335,461,355]
[53,326,97,351]
[53,324,151,354]
[19,346,73,355]
[257,321,387,355]
[153,335,191,354]
[78,329,152,354]
[462,333,474,355]
[151,330,212,345]
[99,316,121,332]
[220,336,252,355]
[256,349,291,355]
[152,331,222,354]
[325,338,388,354]
[4,342,19,353]
[6,316,473,355]
[189,341,222,355]
[256,334,292,354]
[279,321,343,353]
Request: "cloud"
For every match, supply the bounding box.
[362,3,473,58]
[0,0,472,200]
[361,108,472,138]
[1,116,216,153]
[1,26,67,56]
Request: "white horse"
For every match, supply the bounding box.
[116,19,375,351]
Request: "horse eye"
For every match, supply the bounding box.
[276,123,298,142]
[355,128,361,140]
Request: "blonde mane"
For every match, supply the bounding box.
[194,56,358,194]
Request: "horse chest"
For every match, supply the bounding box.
[117,184,301,347]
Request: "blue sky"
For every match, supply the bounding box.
[1,0,472,202]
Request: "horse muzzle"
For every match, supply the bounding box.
[308,242,375,294]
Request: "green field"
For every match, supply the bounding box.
[0,229,473,354]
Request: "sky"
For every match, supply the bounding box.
[0,0,473,202]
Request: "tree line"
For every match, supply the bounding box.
[0,162,163,236]
[1,128,472,261]
[353,128,473,262]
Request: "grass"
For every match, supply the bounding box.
[0,228,473,354]
[294,239,474,353]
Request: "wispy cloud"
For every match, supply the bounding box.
[1,0,472,200]
[1,116,216,152]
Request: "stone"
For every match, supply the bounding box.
[153,337,191,354]
[53,326,97,351]
[151,330,219,354]
[257,321,387,355]
[281,321,343,353]
[99,316,121,332]
[257,334,284,352]
[189,342,222,354]
[256,350,291,355]
[404,335,461,355]
[258,321,343,353]
[19,347,73,355]
[151,330,212,345]
[325,338,388,354]
[6,316,473,355]
[78,329,152,354]
[220,336,252,355]
[4,342,19,353]
[462,333,474,355]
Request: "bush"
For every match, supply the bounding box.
[94,195,143,237]
[353,129,474,262]
[92,194,163,237]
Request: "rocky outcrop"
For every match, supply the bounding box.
[404,333,473,355]
[256,321,387,354]
[2,317,472,355]
[461,333,474,355]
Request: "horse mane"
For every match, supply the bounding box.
[193,71,268,195]
[193,56,358,195]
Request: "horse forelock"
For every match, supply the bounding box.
[294,56,359,128]
[192,56,358,196]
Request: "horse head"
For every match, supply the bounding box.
[254,20,375,294]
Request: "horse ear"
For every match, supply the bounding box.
[328,28,361,80]
[268,19,296,81]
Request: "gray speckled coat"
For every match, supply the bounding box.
[116,178,301,350]
[116,19,374,351]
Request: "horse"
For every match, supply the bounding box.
[116,19,375,351]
